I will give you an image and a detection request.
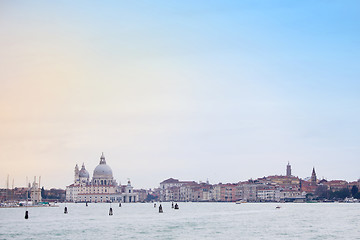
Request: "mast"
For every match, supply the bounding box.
[12,178,14,203]
[39,176,41,202]
[6,175,9,202]
[26,176,28,201]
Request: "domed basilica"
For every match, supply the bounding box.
[66,153,138,203]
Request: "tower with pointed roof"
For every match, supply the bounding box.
[311,167,317,184]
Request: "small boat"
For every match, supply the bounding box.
[275,206,281,209]
[235,200,247,204]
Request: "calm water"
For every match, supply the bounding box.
[0,202,359,240]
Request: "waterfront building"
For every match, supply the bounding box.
[219,183,237,202]
[323,180,348,191]
[181,182,200,202]
[160,178,183,189]
[133,189,149,202]
[160,178,196,201]
[179,185,189,201]
[164,186,180,201]
[30,177,41,204]
[65,153,137,203]
[212,184,221,201]
[159,179,218,202]
[279,189,305,202]
[256,186,279,202]
[198,183,213,201]
[236,181,258,202]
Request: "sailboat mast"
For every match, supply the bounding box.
[12,178,14,202]
[6,175,9,202]
[39,176,41,202]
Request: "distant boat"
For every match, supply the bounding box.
[275,206,281,209]
[235,200,247,204]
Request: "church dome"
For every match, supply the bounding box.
[93,164,113,178]
[79,163,89,178]
[93,153,113,179]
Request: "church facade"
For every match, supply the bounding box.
[65,153,138,203]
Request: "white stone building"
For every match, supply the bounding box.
[66,153,137,203]
[30,177,42,204]
[256,187,280,202]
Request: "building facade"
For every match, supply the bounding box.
[30,177,42,204]
[65,153,137,203]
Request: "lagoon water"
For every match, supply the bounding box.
[1,202,359,240]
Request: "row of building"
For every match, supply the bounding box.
[158,163,360,202]
[0,176,65,205]
[64,155,359,203]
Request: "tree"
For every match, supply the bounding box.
[354,192,360,199]
[41,187,45,199]
[351,185,358,197]
[145,194,158,202]
[330,188,351,200]
[315,185,330,199]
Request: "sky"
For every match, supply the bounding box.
[1,0,360,189]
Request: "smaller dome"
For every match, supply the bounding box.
[79,163,89,178]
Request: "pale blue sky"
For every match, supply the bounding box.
[1,1,359,188]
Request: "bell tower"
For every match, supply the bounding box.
[311,167,317,184]
[74,164,80,184]
[286,162,291,177]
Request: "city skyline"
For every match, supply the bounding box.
[1,1,360,189]
[0,158,355,190]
